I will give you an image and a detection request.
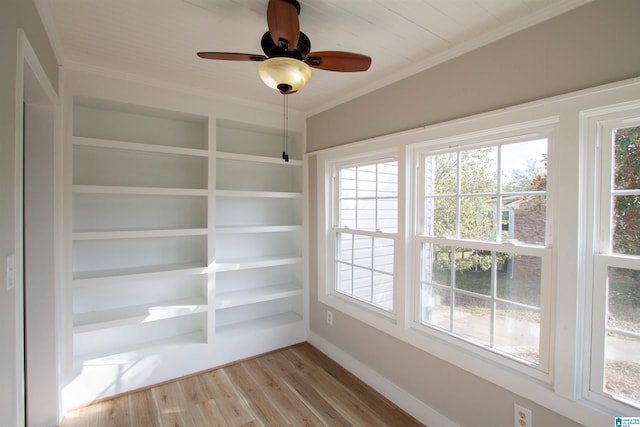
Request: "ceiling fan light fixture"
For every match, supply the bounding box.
[258,57,311,94]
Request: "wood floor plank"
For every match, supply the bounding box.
[95,397,121,427]
[284,370,352,426]
[225,362,291,426]
[247,357,325,426]
[283,346,396,427]
[152,380,201,427]
[128,390,159,427]
[290,344,424,427]
[61,342,425,427]
[198,369,258,426]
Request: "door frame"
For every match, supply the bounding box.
[15,28,62,426]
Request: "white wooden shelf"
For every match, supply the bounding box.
[72,261,207,282]
[216,150,303,166]
[214,256,302,272]
[73,136,209,157]
[72,228,208,240]
[73,297,208,333]
[215,225,302,234]
[73,331,206,368]
[215,312,303,336]
[72,185,209,196]
[215,283,302,309]
[216,190,302,199]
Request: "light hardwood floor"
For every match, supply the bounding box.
[60,342,424,426]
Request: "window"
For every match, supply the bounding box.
[415,137,551,370]
[333,160,398,311]
[315,80,640,424]
[585,106,640,411]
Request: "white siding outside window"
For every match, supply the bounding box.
[334,161,398,311]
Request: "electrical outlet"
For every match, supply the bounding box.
[326,310,333,325]
[514,404,532,427]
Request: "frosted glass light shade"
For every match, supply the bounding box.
[258,57,312,94]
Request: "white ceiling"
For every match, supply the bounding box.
[39,0,591,115]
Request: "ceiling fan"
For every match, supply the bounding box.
[197,0,372,94]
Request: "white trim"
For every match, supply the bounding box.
[308,331,460,427]
[14,28,26,427]
[16,28,61,426]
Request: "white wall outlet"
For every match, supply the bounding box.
[326,310,333,325]
[6,254,15,290]
[514,403,532,427]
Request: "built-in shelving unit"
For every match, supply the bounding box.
[64,87,306,409]
[70,101,210,368]
[214,119,304,349]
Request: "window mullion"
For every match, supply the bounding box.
[490,251,497,348]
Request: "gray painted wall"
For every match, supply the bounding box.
[0,0,58,424]
[307,0,640,151]
[306,1,640,426]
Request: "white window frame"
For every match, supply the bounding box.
[317,146,404,329]
[410,123,556,381]
[581,102,640,414]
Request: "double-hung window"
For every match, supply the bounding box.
[584,105,640,411]
[415,134,552,373]
[333,160,398,312]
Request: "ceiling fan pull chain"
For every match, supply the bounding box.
[282,94,289,162]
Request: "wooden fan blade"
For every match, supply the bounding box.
[306,51,371,72]
[197,52,266,62]
[267,0,300,50]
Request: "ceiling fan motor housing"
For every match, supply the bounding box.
[261,31,310,61]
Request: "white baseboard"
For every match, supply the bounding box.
[307,331,460,427]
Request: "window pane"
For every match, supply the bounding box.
[497,253,541,306]
[430,152,457,195]
[428,196,456,237]
[604,333,640,405]
[356,199,376,230]
[422,285,451,328]
[356,165,377,198]
[506,196,547,245]
[501,139,548,192]
[339,199,356,229]
[421,244,452,326]
[495,302,540,364]
[422,244,452,287]
[338,161,397,232]
[372,271,394,310]
[460,147,497,194]
[336,262,353,294]
[454,250,491,296]
[453,292,491,345]
[608,267,640,332]
[378,198,397,232]
[353,234,372,268]
[614,126,640,191]
[373,237,394,274]
[604,267,640,406]
[351,266,373,302]
[612,195,640,255]
[337,232,353,263]
[336,232,394,311]
[459,196,497,241]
